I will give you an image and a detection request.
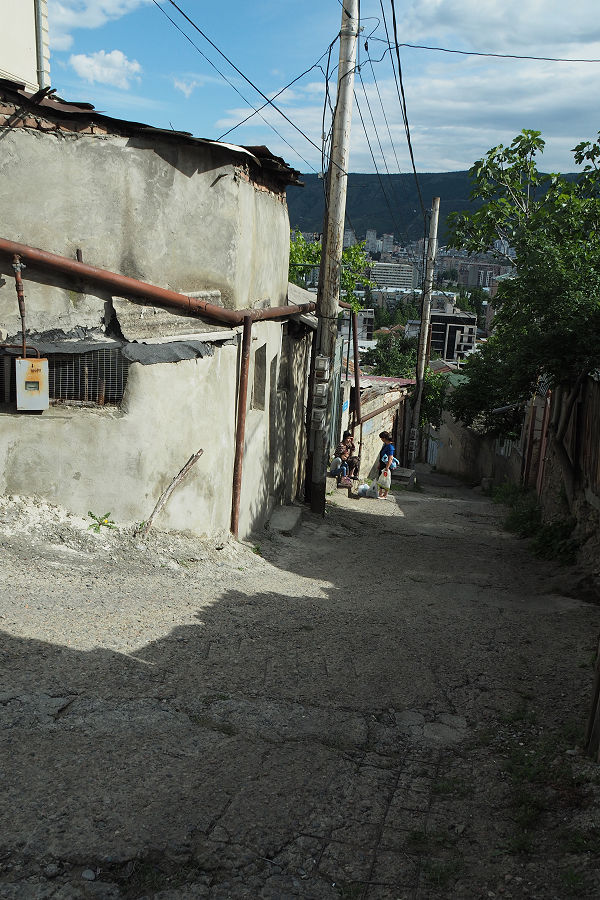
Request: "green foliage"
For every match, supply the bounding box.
[87,511,116,532]
[447,130,600,438]
[362,332,417,377]
[288,230,373,304]
[288,230,320,288]
[492,482,579,563]
[530,518,579,565]
[420,369,450,428]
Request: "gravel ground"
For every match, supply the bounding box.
[1,471,599,899]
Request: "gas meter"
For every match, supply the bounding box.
[16,358,49,411]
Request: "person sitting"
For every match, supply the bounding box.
[335,431,360,480]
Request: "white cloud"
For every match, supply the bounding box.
[69,49,142,89]
[214,47,600,175]
[173,78,198,99]
[400,0,600,53]
[49,0,153,51]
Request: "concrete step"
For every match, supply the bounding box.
[391,466,416,487]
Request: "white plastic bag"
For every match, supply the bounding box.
[377,469,391,490]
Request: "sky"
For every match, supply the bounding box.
[46,0,600,175]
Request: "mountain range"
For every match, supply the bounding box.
[286,171,483,244]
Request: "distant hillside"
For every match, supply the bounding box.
[286,171,483,243]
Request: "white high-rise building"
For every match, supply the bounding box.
[382,233,394,254]
[371,262,415,290]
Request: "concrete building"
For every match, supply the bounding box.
[405,309,477,363]
[343,228,357,248]
[0,1,50,90]
[0,79,316,539]
[370,262,416,290]
[365,229,378,253]
[381,233,394,254]
[338,308,374,343]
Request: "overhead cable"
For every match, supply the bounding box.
[161,0,346,172]
[386,0,426,223]
[150,0,316,171]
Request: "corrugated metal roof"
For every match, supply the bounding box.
[0,78,302,186]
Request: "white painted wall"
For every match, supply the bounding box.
[0,1,50,90]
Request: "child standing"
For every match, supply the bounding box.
[378,431,395,499]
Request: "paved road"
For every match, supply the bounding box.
[1,474,599,899]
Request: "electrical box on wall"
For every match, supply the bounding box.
[313,381,328,407]
[15,358,49,411]
[314,355,330,381]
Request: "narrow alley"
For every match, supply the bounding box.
[1,470,599,899]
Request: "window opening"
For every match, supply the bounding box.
[251,344,267,411]
[0,348,130,407]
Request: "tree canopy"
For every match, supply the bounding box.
[288,231,372,305]
[447,130,600,437]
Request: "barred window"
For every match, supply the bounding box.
[0,348,130,407]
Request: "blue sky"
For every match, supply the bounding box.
[48,1,600,174]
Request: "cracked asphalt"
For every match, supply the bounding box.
[1,469,599,899]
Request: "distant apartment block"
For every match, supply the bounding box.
[382,233,394,254]
[436,250,512,288]
[338,308,374,342]
[365,229,378,253]
[370,261,416,290]
[343,228,357,248]
[405,309,477,363]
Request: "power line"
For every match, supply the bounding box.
[364,42,403,179]
[150,0,316,171]
[353,89,404,240]
[217,39,339,141]
[387,0,426,223]
[161,0,346,172]
[372,38,600,64]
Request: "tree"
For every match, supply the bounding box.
[362,332,417,377]
[447,130,600,507]
[288,230,372,305]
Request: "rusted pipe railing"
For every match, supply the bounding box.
[0,238,318,540]
[359,395,405,425]
[230,315,253,538]
[12,255,27,358]
[0,344,41,357]
[0,238,316,326]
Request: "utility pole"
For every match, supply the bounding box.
[309,0,359,514]
[408,197,440,467]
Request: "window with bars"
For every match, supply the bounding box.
[0,348,130,407]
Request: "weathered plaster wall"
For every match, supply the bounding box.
[432,410,522,485]
[0,128,290,335]
[0,319,311,538]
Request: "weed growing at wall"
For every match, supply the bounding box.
[492,483,579,564]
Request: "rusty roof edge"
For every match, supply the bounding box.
[0,78,302,185]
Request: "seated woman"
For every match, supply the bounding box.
[331,431,360,482]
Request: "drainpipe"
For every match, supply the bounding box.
[0,239,315,326]
[230,315,252,538]
[351,310,361,428]
[34,0,48,90]
[12,255,27,358]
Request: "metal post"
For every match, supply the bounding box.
[409,197,440,467]
[230,315,252,538]
[309,0,359,514]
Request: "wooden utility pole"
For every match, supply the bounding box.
[309,0,359,514]
[408,197,440,467]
